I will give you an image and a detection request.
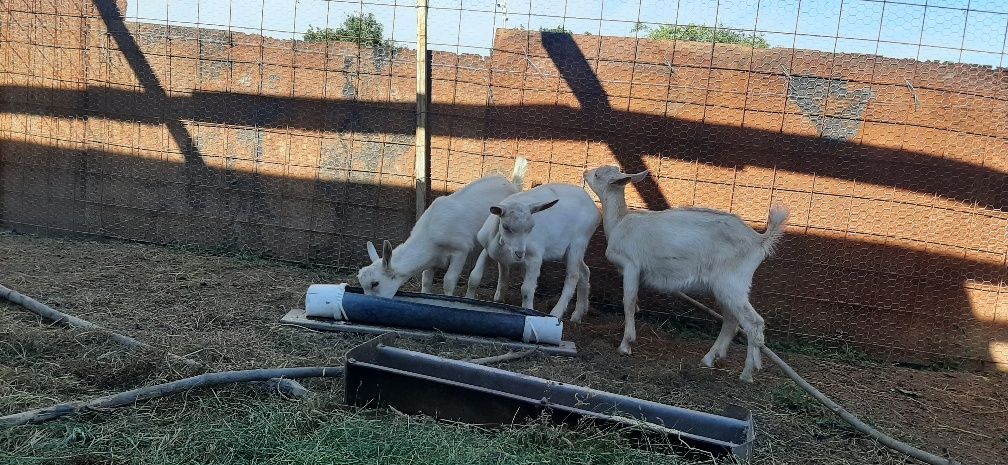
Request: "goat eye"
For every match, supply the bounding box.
[371,281,380,289]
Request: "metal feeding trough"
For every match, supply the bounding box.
[281,283,577,356]
[344,334,756,461]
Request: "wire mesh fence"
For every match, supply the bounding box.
[1,0,1006,370]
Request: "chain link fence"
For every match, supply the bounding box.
[1,0,1006,370]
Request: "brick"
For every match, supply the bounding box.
[831,53,875,83]
[292,68,327,100]
[863,84,909,125]
[669,102,705,123]
[289,131,321,168]
[704,106,744,127]
[671,41,712,67]
[781,113,819,138]
[900,125,950,158]
[598,35,637,62]
[745,73,787,112]
[628,97,665,117]
[449,128,484,155]
[706,70,748,109]
[872,56,916,85]
[668,66,708,105]
[711,43,753,71]
[772,189,811,228]
[548,163,585,186]
[860,121,904,150]
[551,139,587,166]
[790,49,833,77]
[731,185,773,222]
[167,56,197,92]
[693,181,733,211]
[742,110,783,133]
[808,193,852,231]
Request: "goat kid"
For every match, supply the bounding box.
[357,157,529,298]
[583,165,788,382]
[464,183,600,320]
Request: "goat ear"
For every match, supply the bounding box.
[366,241,380,262]
[628,170,649,183]
[611,170,649,186]
[382,240,393,270]
[490,205,504,216]
[530,198,559,214]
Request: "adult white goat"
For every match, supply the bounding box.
[583,165,788,382]
[357,157,528,298]
[464,183,600,320]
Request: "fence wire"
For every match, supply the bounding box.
[1,0,1006,370]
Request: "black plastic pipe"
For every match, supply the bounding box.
[304,284,563,345]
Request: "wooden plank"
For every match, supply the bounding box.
[415,0,431,220]
[280,308,578,357]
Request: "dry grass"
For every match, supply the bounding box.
[1,231,1006,464]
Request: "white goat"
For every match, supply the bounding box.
[357,157,529,298]
[464,183,600,320]
[583,165,788,382]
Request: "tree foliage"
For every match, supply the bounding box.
[634,23,770,48]
[539,25,572,35]
[304,13,385,47]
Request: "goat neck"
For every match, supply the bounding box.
[598,188,630,239]
[389,237,440,277]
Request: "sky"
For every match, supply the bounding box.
[126,0,1008,68]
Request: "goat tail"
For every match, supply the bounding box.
[760,205,790,257]
[510,156,529,190]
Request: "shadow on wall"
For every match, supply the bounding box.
[0,1,1004,368]
[5,89,1005,212]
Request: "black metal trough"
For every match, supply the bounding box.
[344,334,756,462]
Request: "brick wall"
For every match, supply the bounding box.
[1,2,1006,369]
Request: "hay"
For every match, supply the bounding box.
[1,232,1005,464]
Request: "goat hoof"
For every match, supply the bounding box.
[701,354,716,368]
[618,343,632,355]
[570,314,583,323]
[739,372,754,383]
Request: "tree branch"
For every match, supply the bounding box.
[467,349,536,365]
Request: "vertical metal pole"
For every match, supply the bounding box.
[415,0,431,220]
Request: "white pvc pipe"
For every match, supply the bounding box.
[305,283,347,319]
[523,316,563,345]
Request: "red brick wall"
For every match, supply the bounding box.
[1,3,1005,369]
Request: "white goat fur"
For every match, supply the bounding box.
[357,157,529,298]
[583,165,789,382]
[464,183,601,320]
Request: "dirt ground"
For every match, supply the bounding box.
[1,231,1005,464]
